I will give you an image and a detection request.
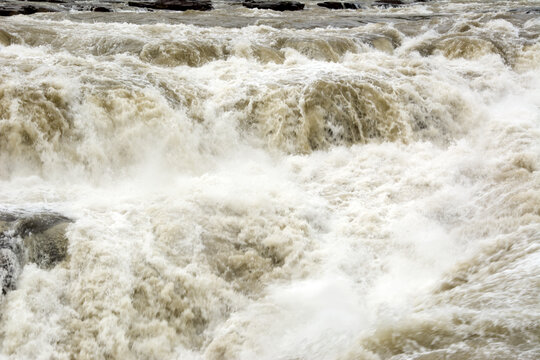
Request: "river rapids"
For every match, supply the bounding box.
[0,1,539,359]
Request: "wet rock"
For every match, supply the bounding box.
[14,214,71,268]
[92,6,112,12]
[317,2,360,10]
[0,211,71,295]
[0,3,58,16]
[12,213,71,237]
[0,236,23,295]
[127,0,213,11]
[242,0,305,11]
[373,0,404,8]
[67,3,114,12]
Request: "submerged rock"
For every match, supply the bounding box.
[127,0,213,11]
[509,7,540,14]
[372,0,405,7]
[242,0,305,11]
[0,211,71,295]
[0,30,11,46]
[30,0,68,3]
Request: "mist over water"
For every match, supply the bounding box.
[0,1,539,359]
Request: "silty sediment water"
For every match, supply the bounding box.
[0,1,539,359]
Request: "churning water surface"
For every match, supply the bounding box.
[0,1,539,359]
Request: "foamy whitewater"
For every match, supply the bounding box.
[0,0,539,359]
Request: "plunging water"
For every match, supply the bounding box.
[0,1,539,359]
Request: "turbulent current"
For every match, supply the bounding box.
[0,0,539,359]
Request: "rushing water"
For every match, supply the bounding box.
[0,1,539,359]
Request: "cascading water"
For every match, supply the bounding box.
[0,1,539,359]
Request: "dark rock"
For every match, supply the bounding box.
[1,211,72,295]
[92,6,112,12]
[242,0,304,11]
[373,0,404,8]
[68,3,111,12]
[128,0,213,11]
[317,2,360,10]
[1,250,20,295]
[0,3,58,16]
[12,213,71,237]
[0,235,23,295]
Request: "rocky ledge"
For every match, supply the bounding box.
[0,0,436,16]
[128,0,213,11]
[0,2,58,15]
[0,0,215,15]
[1,211,71,295]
